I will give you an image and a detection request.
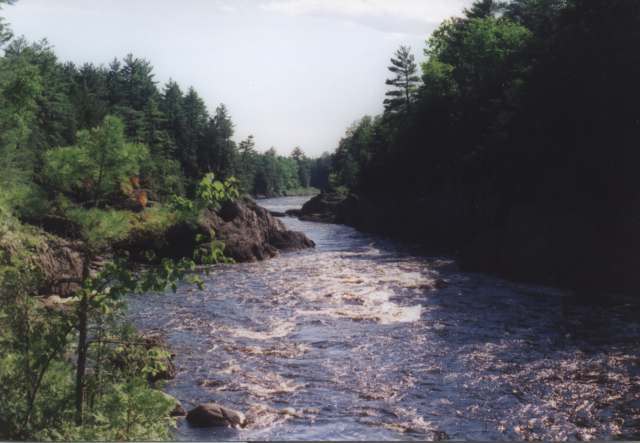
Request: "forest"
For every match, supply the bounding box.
[1,0,639,440]
[326,0,640,295]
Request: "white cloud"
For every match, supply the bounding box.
[260,0,470,34]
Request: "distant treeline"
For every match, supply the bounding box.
[0,36,329,219]
[325,0,640,292]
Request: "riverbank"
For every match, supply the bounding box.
[5,197,315,299]
[289,192,639,299]
[0,193,315,440]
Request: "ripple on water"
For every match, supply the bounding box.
[127,197,640,441]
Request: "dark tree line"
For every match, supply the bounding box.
[329,0,640,293]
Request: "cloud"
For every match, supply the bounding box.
[260,0,470,34]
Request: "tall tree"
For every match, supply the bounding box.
[209,104,236,179]
[236,135,257,193]
[180,87,207,177]
[291,146,310,188]
[383,45,420,114]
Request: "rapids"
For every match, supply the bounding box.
[128,196,640,441]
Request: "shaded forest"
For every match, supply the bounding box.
[326,0,640,295]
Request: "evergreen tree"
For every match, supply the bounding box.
[180,87,208,177]
[383,45,420,114]
[71,63,109,131]
[237,135,257,193]
[291,146,310,188]
[159,79,186,158]
[210,104,236,179]
[464,0,504,19]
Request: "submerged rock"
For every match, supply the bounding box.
[186,403,247,428]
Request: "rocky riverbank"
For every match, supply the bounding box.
[4,197,314,299]
[119,197,314,264]
[288,192,639,297]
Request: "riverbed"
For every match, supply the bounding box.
[128,196,640,441]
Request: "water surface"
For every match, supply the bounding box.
[129,196,640,441]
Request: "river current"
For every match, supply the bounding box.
[128,196,640,441]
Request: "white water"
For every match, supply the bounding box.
[129,197,640,441]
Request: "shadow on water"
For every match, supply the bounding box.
[128,197,640,441]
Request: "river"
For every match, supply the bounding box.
[128,196,640,441]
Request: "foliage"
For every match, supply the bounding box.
[195,173,240,211]
[44,116,149,205]
[0,259,180,440]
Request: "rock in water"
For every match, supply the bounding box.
[123,196,315,263]
[186,403,247,428]
[201,198,315,262]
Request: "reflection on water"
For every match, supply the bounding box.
[128,197,640,441]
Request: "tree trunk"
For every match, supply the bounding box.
[74,251,92,426]
[74,291,88,426]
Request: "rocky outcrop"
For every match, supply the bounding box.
[156,197,315,263]
[31,236,86,297]
[14,197,313,299]
[286,192,361,225]
[186,403,246,428]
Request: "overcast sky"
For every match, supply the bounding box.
[5,0,473,156]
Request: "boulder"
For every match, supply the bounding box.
[186,403,247,428]
[122,197,314,264]
[185,198,314,262]
[290,192,363,225]
[297,193,346,223]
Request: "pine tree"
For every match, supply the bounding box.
[180,87,208,177]
[291,146,310,188]
[464,0,504,19]
[210,104,236,179]
[383,45,420,114]
[237,135,257,193]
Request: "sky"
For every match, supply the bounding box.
[4,0,473,156]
